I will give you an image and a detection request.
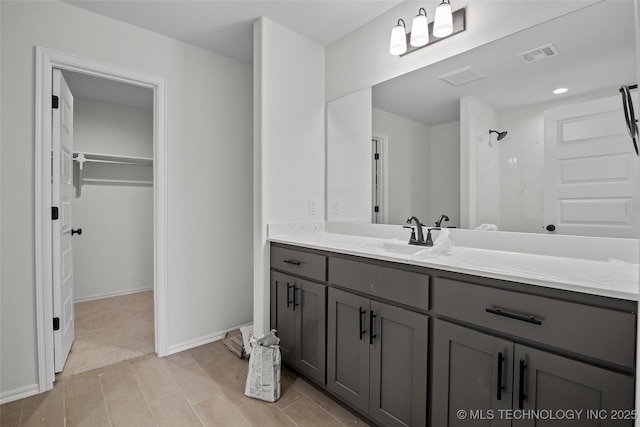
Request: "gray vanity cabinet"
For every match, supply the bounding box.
[270,271,326,384]
[513,344,634,427]
[369,299,429,427]
[433,276,636,426]
[433,319,635,426]
[432,320,513,427]
[326,288,370,413]
[271,272,294,362]
[327,287,429,427]
[270,243,636,427]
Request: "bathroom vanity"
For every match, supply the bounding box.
[269,226,637,427]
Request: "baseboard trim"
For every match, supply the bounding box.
[74,286,153,303]
[166,322,254,356]
[0,384,40,405]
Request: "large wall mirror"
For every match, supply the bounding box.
[328,0,638,238]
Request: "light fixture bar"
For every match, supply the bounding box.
[400,7,466,57]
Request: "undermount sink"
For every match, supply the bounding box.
[382,241,427,255]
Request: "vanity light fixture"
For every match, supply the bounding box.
[410,8,430,47]
[553,87,569,94]
[389,19,408,55]
[389,3,465,57]
[433,0,454,37]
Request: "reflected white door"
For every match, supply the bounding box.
[52,69,75,372]
[544,94,639,238]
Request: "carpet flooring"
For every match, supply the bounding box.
[58,290,155,378]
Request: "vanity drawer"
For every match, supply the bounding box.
[271,246,327,282]
[329,257,429,311]
[433,277,636,368]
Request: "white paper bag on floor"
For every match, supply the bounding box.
[244,329,281,402]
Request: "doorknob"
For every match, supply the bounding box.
[545,224,556,232]
[71,228,82,236]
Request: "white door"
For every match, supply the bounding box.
[544,94,639,238]
[52,69,75,372]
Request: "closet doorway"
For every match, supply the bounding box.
[35,47,168,392]
[60,70,155,378]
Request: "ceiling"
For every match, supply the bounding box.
[64,0,403,63]
[373,0,636,126]
[61,0,636,119]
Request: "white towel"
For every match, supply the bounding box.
[474,223,498,231]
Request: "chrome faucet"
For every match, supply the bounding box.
[404,216,429,246]
[435,214,450,228]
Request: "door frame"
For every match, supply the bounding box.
[371,133,389,224]
[34,46,168,391]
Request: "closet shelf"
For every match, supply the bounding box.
[73,151,153,197]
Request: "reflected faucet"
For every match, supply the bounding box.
[435,214,450,228]
[405,216,429,246]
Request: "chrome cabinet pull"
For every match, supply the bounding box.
[486,307,542,325]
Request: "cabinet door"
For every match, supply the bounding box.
[327,288,370,413]
[271,271,295,363]
[294,279,326,384]
[513,344,635,427]
[432,320,513,427]
[369,300,429,427]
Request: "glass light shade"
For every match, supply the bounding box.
[433,1,453,38]
[410,13,429,47]
[389,24,407,55]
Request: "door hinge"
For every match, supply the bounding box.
[53,317,60,331]
[52,206,59,220]
[374,153,380,160]
[52,95,59,109]
[374,206,380,213]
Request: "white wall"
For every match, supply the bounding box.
[430,121,460,227]
[1,0,253,401]
[372,108,430,225]
[326,0,598,101]
[72,97,153,301]
[327,88,372,222]
[460,96,500,229]
[253,18,326,337]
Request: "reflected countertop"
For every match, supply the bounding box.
[269,229,639,301]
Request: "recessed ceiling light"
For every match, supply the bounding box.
[553,87,569,94]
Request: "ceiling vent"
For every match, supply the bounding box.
[517,43,560,63]
[438,65,485,86]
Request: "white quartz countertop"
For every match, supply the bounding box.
[269,229,640,301]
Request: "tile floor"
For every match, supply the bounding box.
[0,340,368,427]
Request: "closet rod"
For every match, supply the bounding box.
[82,178,153,186]
[75,157,152,167]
